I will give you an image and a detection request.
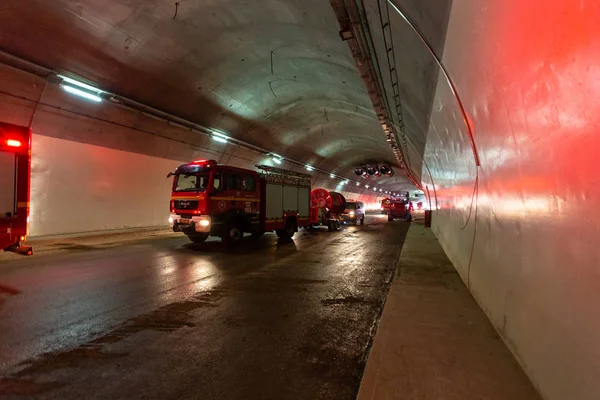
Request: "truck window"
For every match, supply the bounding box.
[213,174,222,191]
[174,173,209,192]
[243,176,256,191]
[226,173,241,190]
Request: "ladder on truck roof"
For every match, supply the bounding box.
[256,165,311,187]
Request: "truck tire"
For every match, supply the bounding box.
[222,219,244,246]
[388,216,393,222]
[276,218,296,239]
[360,217,364,226]
[327,221,334,232]
[187,233,209,243]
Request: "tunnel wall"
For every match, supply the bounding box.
[0,65,383,236]
[413,1,600,399]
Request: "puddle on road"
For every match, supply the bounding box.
[0,288,229,397]
[0,378,65,396]
[321,296,373,306]
[54,243,102,251]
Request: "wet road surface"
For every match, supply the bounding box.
[0,215,410,399]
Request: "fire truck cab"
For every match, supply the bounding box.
[0,122,32,255]
[168,160,310,245]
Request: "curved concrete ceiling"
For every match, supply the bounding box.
[0,0,414,191]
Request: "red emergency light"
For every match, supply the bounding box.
[192,159,217,166]
[6,139,22,148]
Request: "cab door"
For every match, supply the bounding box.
[238,174,260,214]
[223,172,243,212]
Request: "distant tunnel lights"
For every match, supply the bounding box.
[330,173,335,178]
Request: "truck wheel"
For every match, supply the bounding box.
[327,221,334,232]
[276,218,296,239]
[187,233,209,243]
[360,217,364,226]
[388,216,393,222]
[223,220,244,246]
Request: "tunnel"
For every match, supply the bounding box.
[0,1,597,399]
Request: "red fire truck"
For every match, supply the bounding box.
[168,160,310,245]
[308,188,346,231]
[0,122,32,255]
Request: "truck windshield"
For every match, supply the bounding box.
[174,173,210,192]
[346,202,357,210]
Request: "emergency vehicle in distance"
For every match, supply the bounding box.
[168,160,310,245]
[0,122,33,255]
[380,197,392,214]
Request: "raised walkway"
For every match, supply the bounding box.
[358,223,541,400]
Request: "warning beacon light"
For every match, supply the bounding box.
[192,159,217,166]
[6,139,22,148]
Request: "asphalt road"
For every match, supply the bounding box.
[0,215,410,399]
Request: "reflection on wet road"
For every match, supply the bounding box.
[0,215,410,399]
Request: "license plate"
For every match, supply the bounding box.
[179,218,191,224]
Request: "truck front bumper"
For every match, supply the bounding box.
[169,214,211,233]
[340,213,357,223]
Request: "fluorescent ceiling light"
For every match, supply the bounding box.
[305,165,313,171]
[61,84,102,102]
[330,173,335,178]
[356,182,360,186]
[212,132,228,143]
[58,75,103,93]
[272,157,282,164]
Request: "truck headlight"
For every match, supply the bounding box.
[349,211,355,217]
[198,216,211,227]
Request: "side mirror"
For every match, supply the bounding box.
[166,172,174,178]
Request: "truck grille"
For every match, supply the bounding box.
[174,200,199,210]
